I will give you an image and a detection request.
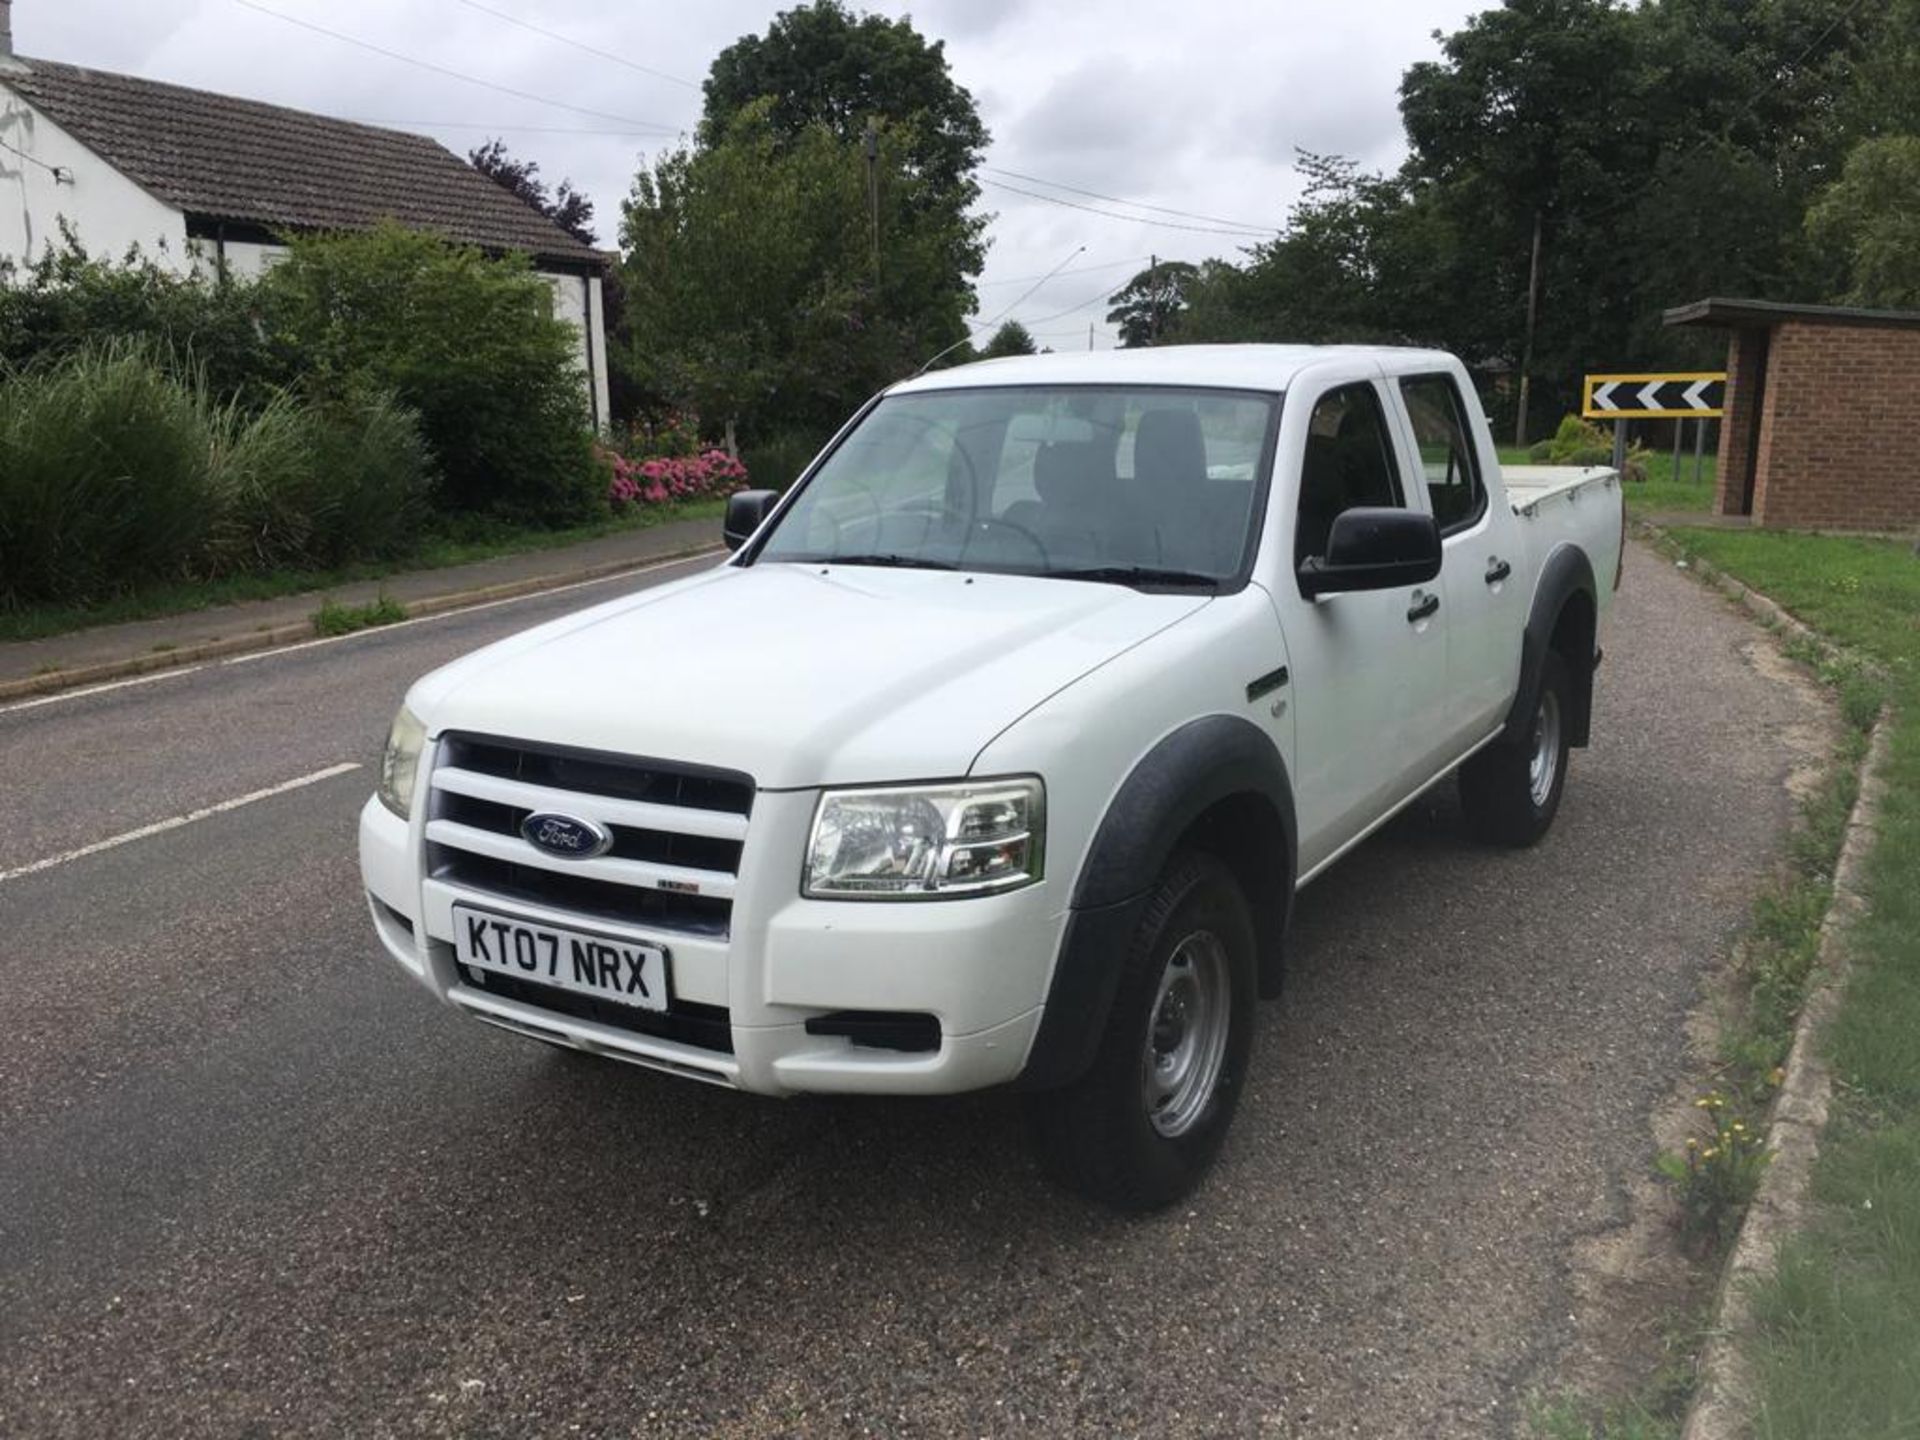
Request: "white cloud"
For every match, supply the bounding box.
[10,0,1482,345]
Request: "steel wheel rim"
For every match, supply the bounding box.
[1528,687,1562,809]
[1141,930,1231,1138]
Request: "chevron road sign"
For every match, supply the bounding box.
[1582,371,1726,419]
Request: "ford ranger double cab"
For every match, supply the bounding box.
[360,345,1623,1209]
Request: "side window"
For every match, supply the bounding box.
[1399,374,1485,534]
[1295,383,1403,567]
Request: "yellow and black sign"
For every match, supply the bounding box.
[1581,372,1726,420]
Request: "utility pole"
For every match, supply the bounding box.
[863,122,880,286]
[1514,209,1542,449]
[1088,322,1094,352]
[1148,253,1160,343]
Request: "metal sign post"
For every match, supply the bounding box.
[1584,371,1727,483]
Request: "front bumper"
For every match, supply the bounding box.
[358,793,1062,1096]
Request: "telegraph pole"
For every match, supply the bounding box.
[1514,209,1542,448]
[1149,253,1160,342]
[863,122,880,285]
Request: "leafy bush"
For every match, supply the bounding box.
[259,224,598,524]
[1543,413,1650,482]
[0,344,223,604]
[0,239,286,405]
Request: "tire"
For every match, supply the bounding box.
[1460,650,1573,847]
[1028,852,1257,1211]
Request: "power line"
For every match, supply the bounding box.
[227,0,687,135]
[356,119,667,137]
[965,244,1087,332]
[445,0,702,91]
[983,167,1279,234]
[980,177,1275,239]
[975,253,1152,288]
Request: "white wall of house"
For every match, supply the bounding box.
[3,81,611,432]
[0,88,187,269]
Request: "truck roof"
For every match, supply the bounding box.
[892,343,1460,396]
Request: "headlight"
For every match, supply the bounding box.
[805,778,1044,898]
[378,705,427,819]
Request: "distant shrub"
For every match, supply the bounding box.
[259,224,599,524]
[1525,439,1553,462]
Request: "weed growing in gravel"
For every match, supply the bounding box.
[1657,1092,1772,1254]
[312,594,407,636]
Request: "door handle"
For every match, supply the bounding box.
[1484,557,1511,585]
[1406,591,1440,624]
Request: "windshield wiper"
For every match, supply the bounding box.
[1048,565,1221,591]
[804,553,960,571]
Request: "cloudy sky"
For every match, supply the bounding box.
[13,0,1483,344]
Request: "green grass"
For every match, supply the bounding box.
[311,594,407,636]
[1498,446,1717,515]
[1657,527,1920,1440]
[0,497,726,645]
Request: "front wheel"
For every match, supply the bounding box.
[1028,852,1256,1211]
[1459,650,1573,847]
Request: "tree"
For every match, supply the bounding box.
[1807,136,1920,308]
[980,320,1035,358]
[1106,261,1199,347]
[469,139,597,246]
[260,223,595,521]
[700,0,988,201]
[619,101,982,446]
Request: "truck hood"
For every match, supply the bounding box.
[413,561,1210,789]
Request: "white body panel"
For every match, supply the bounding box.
[359,345,1621,1096]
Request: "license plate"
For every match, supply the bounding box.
[452,905,669,1013]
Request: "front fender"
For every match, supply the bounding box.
[1018,715,1296,1090]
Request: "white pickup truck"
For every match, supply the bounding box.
[360,345,1623,1208]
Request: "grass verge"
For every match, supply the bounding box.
[0,498,726,645]
[1659,527,1920,1440]
[312,594,407,637]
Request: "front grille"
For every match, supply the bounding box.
[427,731,754,941]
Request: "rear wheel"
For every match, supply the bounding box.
[1460,650,1573,847]
[1028,852,1256,1211]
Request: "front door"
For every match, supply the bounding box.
[1274,379,1450,878]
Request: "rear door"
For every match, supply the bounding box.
[1393,369,1524,744]
[1272,377,1450,877]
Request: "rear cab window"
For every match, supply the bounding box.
[1398,373,1485,535]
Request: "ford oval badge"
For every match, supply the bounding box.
[521,812,612,861]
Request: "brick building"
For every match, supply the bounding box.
[1665,298,1920,532]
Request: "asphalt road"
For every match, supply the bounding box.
[0,543,1826,1438]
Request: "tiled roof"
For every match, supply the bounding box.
[2,56,604,268]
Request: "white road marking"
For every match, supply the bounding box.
[219,550,721,668]
[0,665,205,716]
[0,762,363,885]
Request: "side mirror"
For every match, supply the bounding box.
[1297,507,1441,598]
[723,489,780,552]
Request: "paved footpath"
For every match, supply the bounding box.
[0,515,723,690]
[0,543,1828,1437]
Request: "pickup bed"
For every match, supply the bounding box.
[360,344,1623,1208]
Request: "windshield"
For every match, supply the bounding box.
[753,385,1280,587]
